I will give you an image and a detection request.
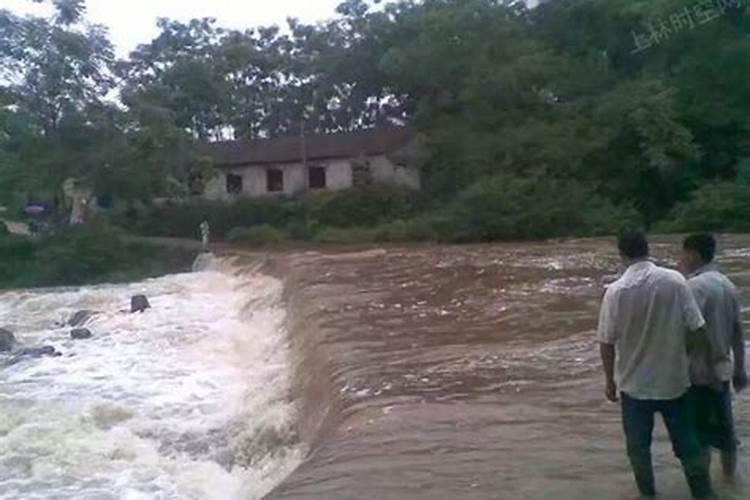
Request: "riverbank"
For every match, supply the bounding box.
[0,225,196,290]
[263,237,750,500]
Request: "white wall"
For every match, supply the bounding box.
[202,155,419,201]
[322,159,354,191]
[369,155,421,190]
[204,163,308,200]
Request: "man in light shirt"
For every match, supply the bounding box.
[598,231,712,499]
[681,233,747,478]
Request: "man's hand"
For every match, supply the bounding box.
[600,343,618,402]
[606,380,619,402]
[733,371,748,393]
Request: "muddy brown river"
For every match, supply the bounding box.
[261,236,750,500]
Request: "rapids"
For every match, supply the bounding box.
[0,258,301,500]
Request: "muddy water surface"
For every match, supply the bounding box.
[269,237,750,500]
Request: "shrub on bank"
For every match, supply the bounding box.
[436,176,639,242]
[0,233,34,260]
[313,226,377,244]
[307,187,419,228]
[121,198,300,240]
[0,234,36,285]
[116,179,643,245]
[227,225,286,246]
[119,187,422,240]
[371,218,437,242]
[311,218,438,245]
[0,223,193,289]
[657,182,750,233]
[31,223,129,285]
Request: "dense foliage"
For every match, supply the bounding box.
[122,186,421,239]
[0,223,194,288]
[3,0,750,244]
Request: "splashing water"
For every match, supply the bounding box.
[0,261,301,500]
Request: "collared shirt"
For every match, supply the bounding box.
[687,262,741,385]
[598,261,705,400]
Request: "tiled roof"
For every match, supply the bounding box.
[202,126,416,167]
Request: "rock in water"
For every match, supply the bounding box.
[0,328,16,352]
[68,310,96,327]
[13,346,61,358]
[71,328,93,340]
[131,295,151,313]
[4,346,61,367]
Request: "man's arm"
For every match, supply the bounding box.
[597,288,618,402]
[682,281,708,355]
[600,343,618,402]
[732,297,747,392]
[686,325,709,356]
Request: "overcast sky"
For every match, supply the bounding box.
[2,0,347,56]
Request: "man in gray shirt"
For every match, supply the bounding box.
[598,231,712,499]
[681,233,747,478]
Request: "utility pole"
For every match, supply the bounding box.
[301,93,316,192]
[300,117,308,190]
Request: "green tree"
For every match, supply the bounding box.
[0,0,116,209]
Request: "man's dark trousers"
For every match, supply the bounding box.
[621,392,712,498]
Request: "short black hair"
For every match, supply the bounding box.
[683,233,716,263]
[617,230,649,259]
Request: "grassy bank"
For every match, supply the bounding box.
[0,223,195,290]
[119,182,641,247]
[111,177,750,250]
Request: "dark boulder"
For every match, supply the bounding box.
[3,345,61,367]
[68,310,97,327]
[0,328,16,352]
[13,346,61,359]
[71,328,93,340]
[131,295,151,313]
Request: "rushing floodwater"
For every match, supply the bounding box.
[268,237,750,500]
[0,259,301,500]
[1,239,749,500]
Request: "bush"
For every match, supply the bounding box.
[226,225,287,246]
[116,180,639,244]
[371,218,437,242]
[284,220,315,241]
[313,226,378,244]
[436,176,639,242]
[0,234,35,285]
[121,198,304,239]
[0,222,193,289]
[657,182,750,233]
[308,187,419,228]
[30,223,130,286]
[308,219,438,245]
[0,234,34,259]
[119,188,421,240]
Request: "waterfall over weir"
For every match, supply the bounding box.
[0,255,301,500]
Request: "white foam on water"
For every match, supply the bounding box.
[0,264,301,500]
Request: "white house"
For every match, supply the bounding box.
[198,126,424,200]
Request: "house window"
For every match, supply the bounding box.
[352,158,373,187]
[308,166,327,189]
[226,174,243,194]
[189,172,204,195]
[266,169,284,192]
